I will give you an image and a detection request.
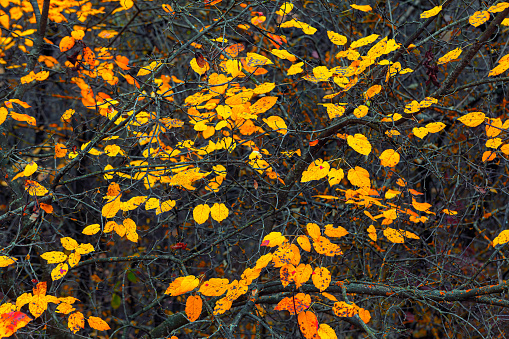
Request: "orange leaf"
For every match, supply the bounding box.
[297,235,311,252]
[87,316,110,331]
[379,149,400,167]
[272,243,300,267]
[274,293,311,315]
[68,312,84,333]
[312,236,342,256]
[59,36,75,52]
[280,263,296,287]
[0,312,32,337]
[199,278,229,296]
[10,112,36,126]
[312,266,331,292]
[185,295,202,322]
[306,223,321,240]
[164,276,200,296]
[297,311,319,339]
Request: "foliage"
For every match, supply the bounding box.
[1,0,509,338]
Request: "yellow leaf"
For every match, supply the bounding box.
[501,143,509,155]
[379,149,400,167]
[67,252,80,267]
[328,168,344,186]
[312,267,331,292]
[210,203,229,222]
[347,134,372,155]
[190,58,210,75]
[306,223,321,240]
[101,197,121,218]
[23,162,38,177]
[75,243,94,255]
[327,31,347,45]
[164,276,200,296]
[61,108,75,122]
[321,103,345,119]
[41,251,67,264]
[250,96,278,114]
[413,127,429,139]
[321,292,338,302]
[87,316,111,331]
[61,237,78,251]
[120,0,133,10]
[263,116,287,134]
[494,230,509,246]
[0,107,7,126]
[123,218,138,242]
[261,232,286,247]
[0,256,17,267]
[488,2,509,13]
[442,209,457,215]
[353,105,368,118]
[121,196,147,211]
[287,62,304,75]
[245,52,273,67]
[488,62,509,76]
[486,118,503,137]
[193,204,210,224]
[51,263,69,281]
[347,166,370,188]
[383,227,404,243]
[301,159,330,182]
[55,143,67,158]
[469,11,490,27]
[279,19,317,35]
[437,48,462,65]
[324,224,348,238]
[276,2,294,15]
[385,189,401,199]
[297,311,318,339]
[271,49,296,62]
[312,66,332,81]
[420,5,442,18]
[312,236,342,256]
[350,4,372,12]
[199,278,229,296]
[185,295,202,322]
[318,323,338,339]
[253,82,276,94]
[104,144,124,157]
[294,264,312,288]
[367,225,377,241]
[486,138,503,149]
[137,61,161,76]
[358,308,371,323]
[350,34,379,49]
[425,122,446,133]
